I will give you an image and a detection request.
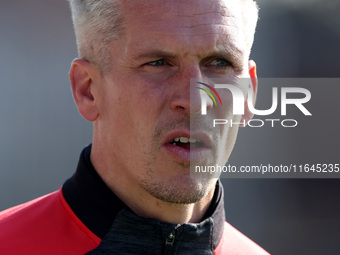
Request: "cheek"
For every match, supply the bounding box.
[213,89,244,163]
[99,88,126,123]
[100,77,170,140]
[215,91,235,120]
[129,76,172,120]
[215,119,241,165]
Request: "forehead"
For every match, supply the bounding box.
[120,0,246,59]
[122,0,241,26]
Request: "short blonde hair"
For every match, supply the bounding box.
[68,0,124,72]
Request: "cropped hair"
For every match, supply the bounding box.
[67,0,124,73]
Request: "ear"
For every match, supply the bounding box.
[242,60,258,124]
[69,59,99,122]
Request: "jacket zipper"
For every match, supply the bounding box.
[163,225,180,255]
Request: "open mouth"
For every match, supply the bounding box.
[163,132,211,162]
[169,137,205,150]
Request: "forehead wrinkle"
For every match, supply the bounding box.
[152,32,243,58]
[175,22,238,30]
[152,25,244,62]
[175,9,229,18]
[150,24,238,35]
[174,3,239,23]
[169,11,238,30]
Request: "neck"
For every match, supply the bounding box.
[91,142,216,224]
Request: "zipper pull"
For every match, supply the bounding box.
[163,225,180,255]
[163,230,175,255]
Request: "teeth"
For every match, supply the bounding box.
[170,137,201,144]
[180,137,189,143]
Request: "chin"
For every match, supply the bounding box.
[142,175,217,204]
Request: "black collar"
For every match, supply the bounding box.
[62,145,225,250]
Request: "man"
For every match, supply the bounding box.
[0,0,269,254]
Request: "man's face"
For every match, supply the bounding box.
[94,0,252,203]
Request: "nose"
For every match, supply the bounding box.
[169,65,213,115]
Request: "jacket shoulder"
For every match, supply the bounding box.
[0,190,100,255]
[214,221,270,255]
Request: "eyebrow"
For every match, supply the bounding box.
[132,50,177,61]
[216,43,245,68]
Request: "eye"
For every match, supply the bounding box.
[141,58,174,75]
[209,59,232,67]
[146,59,167,66]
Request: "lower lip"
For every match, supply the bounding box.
[163,143,211,162]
